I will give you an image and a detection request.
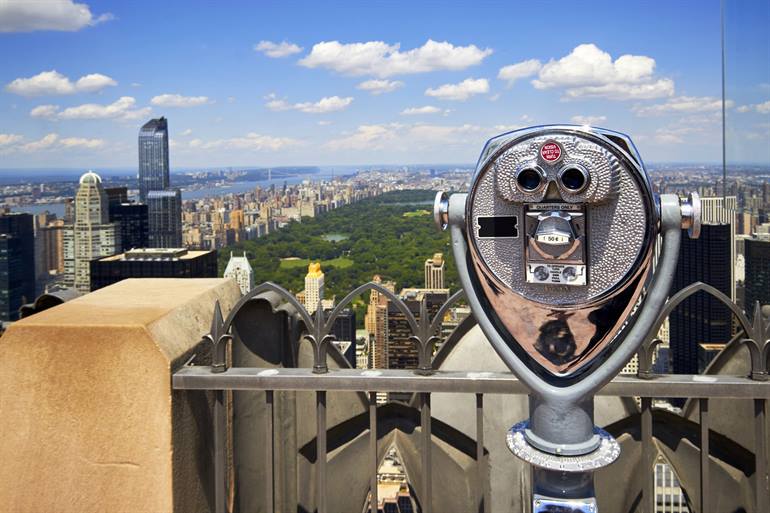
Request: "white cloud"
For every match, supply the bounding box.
[184,133,299,151]
[425,78,489,101]
[33,96,151,121]
[570,115,607,125]
[181,128,193,136]
[265,94,353,113]
[151,94,210,107]
[317,120,332,126]
[401,106,442,115]
[299,39,492,77]
[633,96,729,116]
[529,44,674,100]
[0,134,24,146]
[326,122,503,151]
[498,59,542,86]
[21,133,59,152]
[254,40,303,58]
[5,70,117,96]
[758,100,770,114]
[0,0,112,32]
[59,136,104,148]
[30,104,60,118]
[737,105,752,113]
[356,79,404,95]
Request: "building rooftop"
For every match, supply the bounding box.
[96,248,213,261]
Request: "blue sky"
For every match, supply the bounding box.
[0,0,768,169]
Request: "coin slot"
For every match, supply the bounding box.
[478,216,518,238]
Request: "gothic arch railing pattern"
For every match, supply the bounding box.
[636,281,770,380]
[207,281,467,375]
[206,279,768,380]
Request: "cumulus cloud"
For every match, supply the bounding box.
[151,94,210,107]
[356,79,404,95]
[181,128,193,136]
[21,133,60,152]
[299,39,492,77]
[529,44,674,100]
[570,115,607,125]
[31,96,151,121]
[59,136,104,148]
[254,40,303,58]
[498,59,542,86]
[0,0,113,32]
[326,122,501,151]
[6,70,117,96]
[265,94,353,113]
[425,78,489,101]
[184,133,299,151]
[401,106,443,115]
[633,96,729,116]
[30,104,60,118]
[737,100,770,114]
[0,134,24,146]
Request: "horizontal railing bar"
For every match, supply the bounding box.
[173,367,770,398]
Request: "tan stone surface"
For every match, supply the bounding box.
[0,278,241,513]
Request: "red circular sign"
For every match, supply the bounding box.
[540,142,562,162]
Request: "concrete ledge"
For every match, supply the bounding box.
[0,278,241,513]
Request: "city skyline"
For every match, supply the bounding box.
[1,0,768,170]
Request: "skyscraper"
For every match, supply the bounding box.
[670,224,733,375]
[89,248,217,291]
[745,238,770,317]
[304,262,324,313]
[424,253,445,289]
[224,252,254,295]
[365,275,393,369]
[138,117,169,202]
[147,189,182,248]
[386,288,449,370]
[110,203,149,250]
[0,212,35,322]
[63,172,121,294]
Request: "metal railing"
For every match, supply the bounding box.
[172,281,770,513]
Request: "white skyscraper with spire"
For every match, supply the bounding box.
[224,252,254,295]
[63,171,120,293]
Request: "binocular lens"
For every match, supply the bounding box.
[560,167,587,191]
[517,168,543,191]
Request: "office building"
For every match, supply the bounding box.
[387,288,449,370]
[223,252,254,295]
[0,213,35,322]
[304,262,324,314]
[90,248,217,291]
[424,252,445,289]
[138,117,170,202]
[745,238,770,317]
[109,202,149,250]
[365,275,394,369]
[63,172,121,293]
[670,224,733,375]
[148,189,182,248]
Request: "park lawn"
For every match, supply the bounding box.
[279,256,354,270]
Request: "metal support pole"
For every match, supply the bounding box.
[755,398,768,513]
[700,398,710,513]
[641,397,654,513]
[476,394,486,513]
[265,390,274,512]
[214,390,227,513]
[420,392,432,513]
[369,392,378,513]
[316,391,327,513]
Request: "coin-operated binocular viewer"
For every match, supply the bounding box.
[435,125,701,512]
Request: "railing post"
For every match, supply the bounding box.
[369,392,378,513]
[476,393,486,513]
[316,390,327,513]
[755,398,768,513]
[641,397,653,513]
[420,392,432,513]
[700,398,710,513]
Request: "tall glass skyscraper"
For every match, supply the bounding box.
[0,212,35,322]
[147,189,183,248]
[138,117,169,202]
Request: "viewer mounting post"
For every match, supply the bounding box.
[435,125,701,511]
